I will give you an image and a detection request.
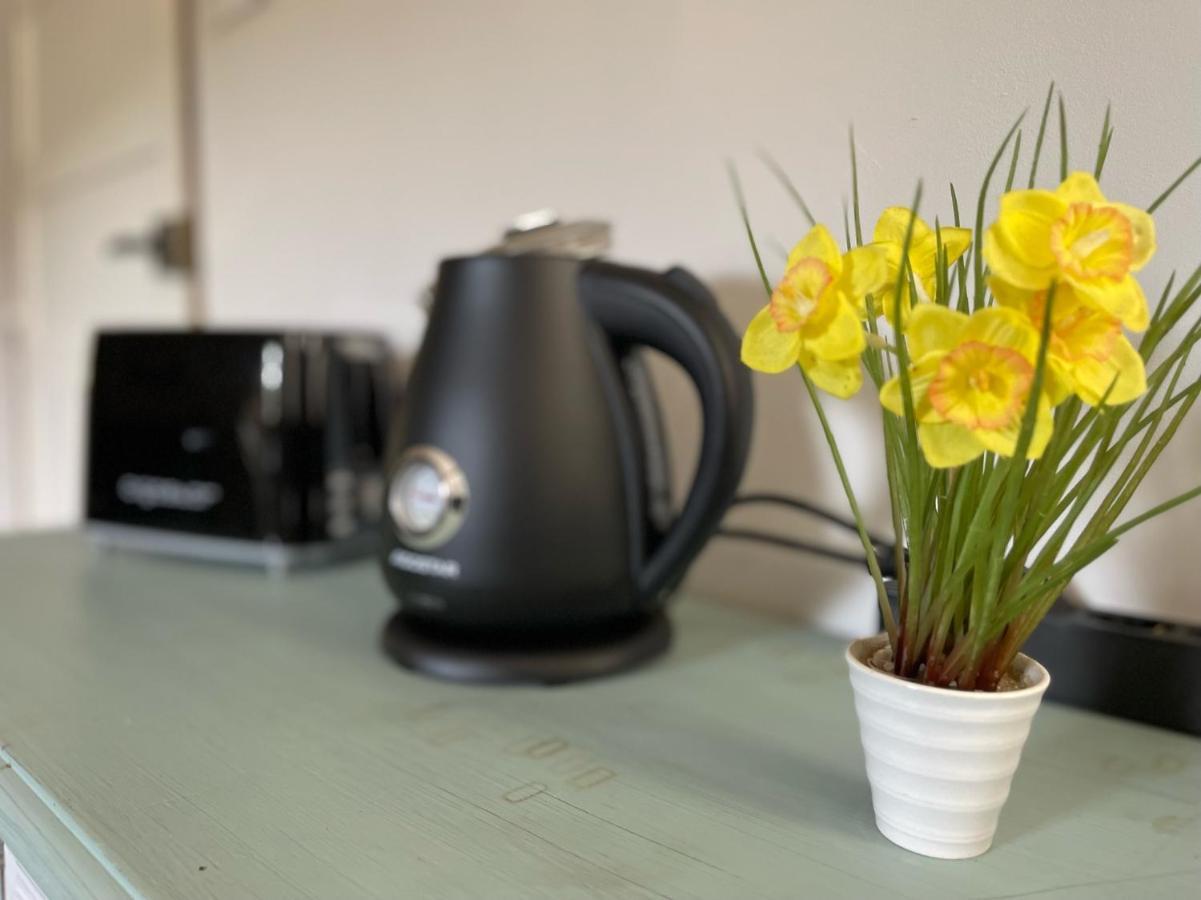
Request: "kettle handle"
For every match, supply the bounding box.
[581,262,754,601]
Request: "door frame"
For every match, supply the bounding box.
[0,0,205,528]
[0,0,36,528]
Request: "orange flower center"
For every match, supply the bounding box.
[969,370,996,392]
[1028,290,1121,363]
[770,258,832,332]
[928,341,1034,430]
[1049,203,1133,282]
[1057,307,1120,363]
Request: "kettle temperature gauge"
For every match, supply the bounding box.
[388,446,469,550]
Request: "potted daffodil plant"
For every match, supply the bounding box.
[734,88,1201,859]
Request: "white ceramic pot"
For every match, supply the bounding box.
[846,634,1050,859]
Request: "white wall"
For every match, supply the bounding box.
[198,0,1201,633]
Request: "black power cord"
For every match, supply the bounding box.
[728,492,892,547]
[718,492,900,578]
[716,527,870,567]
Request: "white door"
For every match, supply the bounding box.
[3,0,196,528]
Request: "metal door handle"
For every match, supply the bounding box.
[108,216,194,274]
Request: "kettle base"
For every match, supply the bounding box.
[381,612,672,685]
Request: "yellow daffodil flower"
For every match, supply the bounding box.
[990,278,1147,407]
[872,208,972,320]
[983,172,1155,332]
[741,224,889,398]
[880,306,1054,468]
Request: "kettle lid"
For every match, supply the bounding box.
[489,210,611,259]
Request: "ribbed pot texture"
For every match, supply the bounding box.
[846,634,1050,859]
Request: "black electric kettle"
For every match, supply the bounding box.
[380,253,752,683]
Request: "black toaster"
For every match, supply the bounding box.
[86,330,393,569]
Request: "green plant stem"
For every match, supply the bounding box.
[800,369,897,644]
[849,128,864,246]
[1057,92,1069,181]
[891,187,925,676]
[1027,81,1055,188]
[1094,103,1113,180]
[729,159,895,644]
[758,150,817,227]
[1148,152,1201,214]
[1005,130,1022,190]
[974,114,1026,306]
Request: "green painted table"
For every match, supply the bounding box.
[0,533,1197,899]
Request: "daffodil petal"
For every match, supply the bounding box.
[879,285,911,323]
[1072,335,1147,405]
[973,396,1054,460]
[908,240,940,291]
[983,222,1057,291]
[918,422,985,468]
[841,244,891,302]
[962,307,1040,359]
[999,188,1066,229]
[1055,172,1107,204]
[907,304,970,358]
[879,353,942,422]
[987,276,1035,310]
[914,226,970,300]
[917,275,940,305]
[786,224,843,275]
[874,243,907,319]
[1072,275,1150,332]
[873,207,933,249]
[879,374,903,417]
[986,190,1063,291]
[939,226,973,265]
[1030,398,1055,458]
[1109,203,1156,271]
[741,306,802,373]
[799,349,863,398]
[1055,300,1122,357]
[803,296,865,360]
[1045,357,1074,406]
